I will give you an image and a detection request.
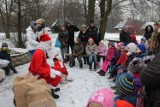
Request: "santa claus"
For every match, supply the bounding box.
[29,33,62,99]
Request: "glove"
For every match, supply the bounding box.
[51,69,62,76]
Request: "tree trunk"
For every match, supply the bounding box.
[18,0,23,48]
[99,0,113,40]
[86,0,96,25]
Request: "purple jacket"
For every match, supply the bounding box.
[106,46,116,61]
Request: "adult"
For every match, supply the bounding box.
[65,21,79,55]
[144,25,154,40]
[87,21,101,45]
[150,23,160,54]
[34,18,48,41]
[78,25,89,64]
[58,24,69,63]
[26,20,38,56]
[0,43,18,75]
[140,50,160,107]
[119,28,131,46]
[29,34,62,99]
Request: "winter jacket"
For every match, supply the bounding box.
[106,46,116,61]
[140,50,160,90]
[116,99,134,107]
[0,48,11,61]
[58,31,69,48]
[97,44,108,56]
[116,51,128,67]
[120,30,131,45]
[66,25,79,46]
[52,60,68,75]
[73,42,84,56]
[144,25,154,40]
[78,31,89,45]
[150,30,160,54]
[86,43,97,55]
[29,49,50,78]
[87,26,101,45]
[26,26,39,50]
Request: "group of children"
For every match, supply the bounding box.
[85,35,155,107]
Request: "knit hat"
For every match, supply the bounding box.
[127,57,146,73]
[125,43,137,55]
[88,37,94,42]
[86,88,114,107]
[35,18,45,25]
[39,34,51,42]
[137,44,146,53]
[117,42,124,48]
[81,24,87,28]
[30,20,35,27]
[141,37,146,43]
[2,43,8,47]
[116,73,136,97]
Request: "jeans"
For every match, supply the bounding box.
[60,47,68,61]
[89,54,97,64]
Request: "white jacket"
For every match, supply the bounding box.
[26,26,39,50]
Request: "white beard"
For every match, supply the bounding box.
[37,41,52,53]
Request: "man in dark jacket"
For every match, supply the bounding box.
[69,38,84,68]
[87,21,101,45]
[140,50,160,107]
[65,22,79,55]
[0,43,18,75]
[120,28,131,46]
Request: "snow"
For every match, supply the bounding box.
[0,33,142,107]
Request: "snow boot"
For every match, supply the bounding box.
[51,89,60,99]
[52,88,60,92]
[89,64,92,71]
[99,71,106,76]
[80,63,83,68]
[108,75,114,79]
[94,63,97,71]
[97,70,103,74]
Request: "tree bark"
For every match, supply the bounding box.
[86,0,96,25]
[99,0,113,40]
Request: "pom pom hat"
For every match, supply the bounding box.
[39,34,51,42]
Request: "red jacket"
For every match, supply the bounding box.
[116,51,128,67]
[29,49,50,77]
[52,60,68,75]
[116,100,134,107]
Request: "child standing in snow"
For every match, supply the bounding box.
[86,38,98,71]
[86,88,114,107]
[97,40,108,69]
[97,42,116,76]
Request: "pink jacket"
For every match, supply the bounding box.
[86,88,114,107]
[106,46,116,61]
[97,44,108,56]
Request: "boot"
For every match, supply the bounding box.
[108,75,114,79]
[97,70,103,74]
[52,88,60,92]
[8,63,18,74]
[51,89,60,99]
[94,63,97,71]
[99,71,106,76]
[80,63,83,68]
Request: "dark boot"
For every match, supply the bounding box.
[69,58,75,67]
[99,71,106,76]
[97,70,103,74]
[94,63,97,71]
[8,63,18,74]
[51,89,60,99]
[52,88,60,92]
[108,75,114,79]
[80,63,83,68]
[3,67,10,75]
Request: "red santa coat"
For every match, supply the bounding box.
[52,60,68,75]
[29,49,62,87]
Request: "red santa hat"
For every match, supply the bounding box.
[39,34,51,42]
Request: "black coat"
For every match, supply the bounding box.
[120,30,131,45]
[87,26,101,45]
[140,50,160,90]
[0,49,11,61]
[66,25,79,46]
[144,25,154,40]
[78,31,89,45]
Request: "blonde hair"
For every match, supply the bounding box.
[89,102,102,107]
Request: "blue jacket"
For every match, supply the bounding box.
[0,48,11,61]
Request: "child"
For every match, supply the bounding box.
[69,38,84,68]
[97,42,116,76]
[52,54,72,84]
[97,40,108,68]
[131,34,138,45]
[0,43,18,75]
[135,43,147,58]
[108,43,137,79]
[86,38,98,71]
[86,88,114,107]
[115,73,137,107]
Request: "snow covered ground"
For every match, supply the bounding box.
[0,32,142,107]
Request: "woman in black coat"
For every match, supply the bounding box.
[144,25,154,40]
[119,28,131,46]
